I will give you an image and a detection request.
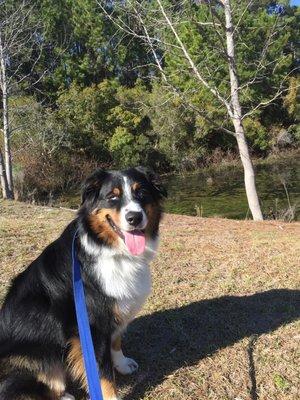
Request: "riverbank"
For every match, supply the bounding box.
[162,148,300,177]
[0,200,299,399]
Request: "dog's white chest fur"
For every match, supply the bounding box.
[98,254,152,319]
[81,235,157,324]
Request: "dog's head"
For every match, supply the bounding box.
[79,167,167,256]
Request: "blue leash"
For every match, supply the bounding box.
[72,230,104,400]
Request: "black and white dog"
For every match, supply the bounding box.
[0,167,166,400]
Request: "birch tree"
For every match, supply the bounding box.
[98,0,298,220]
[0,0,44,199]
[222,0,262,219]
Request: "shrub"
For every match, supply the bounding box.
[243,118,269,152]
[14,144,99,203]
[109,127,152,168]
[10,97,100,203]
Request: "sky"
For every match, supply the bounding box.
[290,0,300,6]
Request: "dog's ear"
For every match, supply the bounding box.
[135,166,167,199]
[81,169,108,205]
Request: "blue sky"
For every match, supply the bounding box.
[291,0,300,6]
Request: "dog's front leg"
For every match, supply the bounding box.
[99,342,119,400]
[111,334,138,375]
[67,336,119,400]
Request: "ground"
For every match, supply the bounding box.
[0,200,299,400]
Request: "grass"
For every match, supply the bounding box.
[0,200,300,400]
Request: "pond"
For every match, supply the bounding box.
[164,157,300,220]
[59,157,300,220]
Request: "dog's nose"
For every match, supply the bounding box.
[125,211,143,227]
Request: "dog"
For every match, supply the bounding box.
[0,166,166,400]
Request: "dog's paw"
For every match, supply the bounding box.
[60,394,75,400]
[114,356,139,375]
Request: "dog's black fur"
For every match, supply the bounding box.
[0,167,166,400]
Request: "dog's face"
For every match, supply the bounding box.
[80,167,167,255]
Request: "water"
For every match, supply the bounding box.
[60,157,300,220]
[163,158,300,220]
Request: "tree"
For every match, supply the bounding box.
[57,79,155,167]
[35,0,155,100]
[222,0,263,220]
[0,0,45,199]
[99,0,299,220]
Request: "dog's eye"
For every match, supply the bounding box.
[107,194,119,201]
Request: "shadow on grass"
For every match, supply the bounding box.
[119,289,300,399]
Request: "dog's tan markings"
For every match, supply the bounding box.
[6,355,41,372]
[145,203,161,237]
[112,303,123,327]
[112,187,121,196]
[89,208,121,246]
[37,365,66,396]
[67,337,118,400]
[131,182,141,192]
[6,356,66,395]
[101,377,118,399]
[111,335,122,352]
[66,337,87,390]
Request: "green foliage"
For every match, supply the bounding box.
[288,124,300,143]
[156,0,297,126]
[37,0,153,96]
[3,0,299,202]
[145,84,200,168]
[8,96,97,201]
[109,127,139,167]
[56,79,156,167]
[243,118,269,152]
[56,80,119,160]
[273,374,290,391]
[284,77,300,121]
[9,96,69,158]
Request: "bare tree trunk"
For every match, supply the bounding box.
[0,31,14,199]
[0,149,10,198]
[223,0,263,220]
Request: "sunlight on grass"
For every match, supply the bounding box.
[0,200,299,399]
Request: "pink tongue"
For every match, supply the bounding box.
[123,230,146,256]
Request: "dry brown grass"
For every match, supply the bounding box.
[0,200,299,400]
